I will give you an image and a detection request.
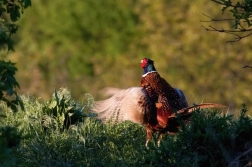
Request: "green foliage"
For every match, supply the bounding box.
[15,120,146,167]
[0,125,22,148]
[42,88,87,131]
[220,0,252,28]
[1,91,252,166]
[0,20,18,51]
[0,0,28,111]
[0,0,30,111]
[0,1,30,165]
[204,0,252,41]
[0,126,22,167]
[0,60,23,112]
[0,103,25,167]
[0,0,31,22]
[154,106,252,167]
[0,0,31,51]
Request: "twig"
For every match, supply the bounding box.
[205,25,252,33]
[201,24,252,42]
[242,65,252,68]
[201,13,235,22]
[211,0,227,6]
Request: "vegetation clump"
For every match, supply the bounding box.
[1,90,252,166]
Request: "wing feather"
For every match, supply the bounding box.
[91,87,154,125]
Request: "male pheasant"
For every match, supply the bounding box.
[91,58,226,146]
[140,58,189,129]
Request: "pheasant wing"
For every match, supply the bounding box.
[91,87,156,125]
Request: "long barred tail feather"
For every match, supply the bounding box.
[169,103,227,118]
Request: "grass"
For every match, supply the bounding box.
[0,89,252,167]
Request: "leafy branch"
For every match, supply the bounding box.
[0,0,31,111]
[0,0,31,51]
[202,0,252,42]
[0,60,24,112]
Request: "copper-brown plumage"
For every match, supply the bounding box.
[141,71,188,110]
[140,58,189,132]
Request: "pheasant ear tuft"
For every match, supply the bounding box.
[147,58,154,64]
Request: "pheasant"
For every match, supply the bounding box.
[140,58,227,145]
[91,59,226,146]
[140,58,189,128]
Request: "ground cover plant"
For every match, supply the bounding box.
[0,88,252,167]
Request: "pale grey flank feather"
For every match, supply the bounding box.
[91,87,149,125]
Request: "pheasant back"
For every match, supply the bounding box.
[141,71,188,111]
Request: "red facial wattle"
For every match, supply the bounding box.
[140,58,147,68]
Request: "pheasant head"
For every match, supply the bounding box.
[140,58,157,76]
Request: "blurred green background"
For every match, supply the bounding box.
[1,0,252,114]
